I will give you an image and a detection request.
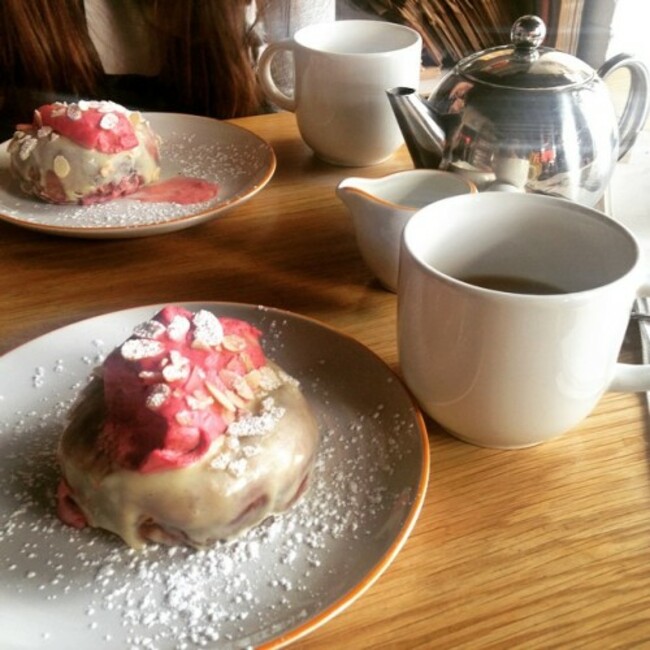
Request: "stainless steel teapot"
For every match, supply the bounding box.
[387,15,649,206]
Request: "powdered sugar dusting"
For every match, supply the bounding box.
[0,115,274,232]
[0,307,425,649]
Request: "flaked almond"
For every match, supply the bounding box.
[99,112,119,130]
[121,338,165,361]
[53,155,71,179]
[258,365,281,391]
[228,458,248,477]
[218,368,239,387]
[192,310,223,346]
[186,390,214,411]
[240,351,255,372]
[66,104,82,121]
[244,368,262,390]
[225,435,240,450]
[162,362,189,383]
[232,375,255,400]
[18,137,37,161]
[146,383,171,410]
[222,334,247,352]
[205,381,237,412]
[241,444,261,458]
[175,410,194,426]
[138,370,163,381]
[210,451,231,471]
[225,388,247,410]
[167,315,190,341]
[162,350,190,382]
[7,137,21,155]
[133,319,167,340]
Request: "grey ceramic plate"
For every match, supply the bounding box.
[0,302,429,649]
[0,114,276,238]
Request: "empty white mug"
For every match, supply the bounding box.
[257,20,422,166]
[398,192,650,449]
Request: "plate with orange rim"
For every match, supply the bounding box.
[0,113,276,239]
[0,302,429,649]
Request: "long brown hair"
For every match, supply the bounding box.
[0,0,266,128]
[138,0,266,117]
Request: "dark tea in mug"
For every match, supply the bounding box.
[458,274,567,295]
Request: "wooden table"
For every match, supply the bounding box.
[1,111,649,648]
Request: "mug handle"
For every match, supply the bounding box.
[609,282,650,391]
[610,363,650,391]
[257,40,297,112]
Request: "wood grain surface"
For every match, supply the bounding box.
[1,111,649,649]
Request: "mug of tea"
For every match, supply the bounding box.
[398,192,650,449]
[257,20,422,166]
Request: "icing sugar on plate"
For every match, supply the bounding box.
[0,302,429,650]
[0,114,276,239]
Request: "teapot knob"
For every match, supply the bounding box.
[511,15,546,50]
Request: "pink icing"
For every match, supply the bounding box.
[38,103,139,153]
[99,306,267,473]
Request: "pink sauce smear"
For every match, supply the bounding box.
[131,177,219,205]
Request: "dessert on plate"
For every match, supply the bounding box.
[7,100,161,204]
[56,305,320,549]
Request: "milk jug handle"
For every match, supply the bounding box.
[598,52,650,159]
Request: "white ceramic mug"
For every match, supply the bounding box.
[257,20,422,166]
[398,192,650,449]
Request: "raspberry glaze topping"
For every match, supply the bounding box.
[38,101,139,153]
[99,306,268,473]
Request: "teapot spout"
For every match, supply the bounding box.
[386,87,446,169]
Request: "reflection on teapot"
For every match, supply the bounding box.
[387,15,650,206]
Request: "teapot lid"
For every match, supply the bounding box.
[457,15,594,89]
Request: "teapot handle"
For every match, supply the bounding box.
[598,53,650,159]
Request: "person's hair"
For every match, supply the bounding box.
[0,0,266,124]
